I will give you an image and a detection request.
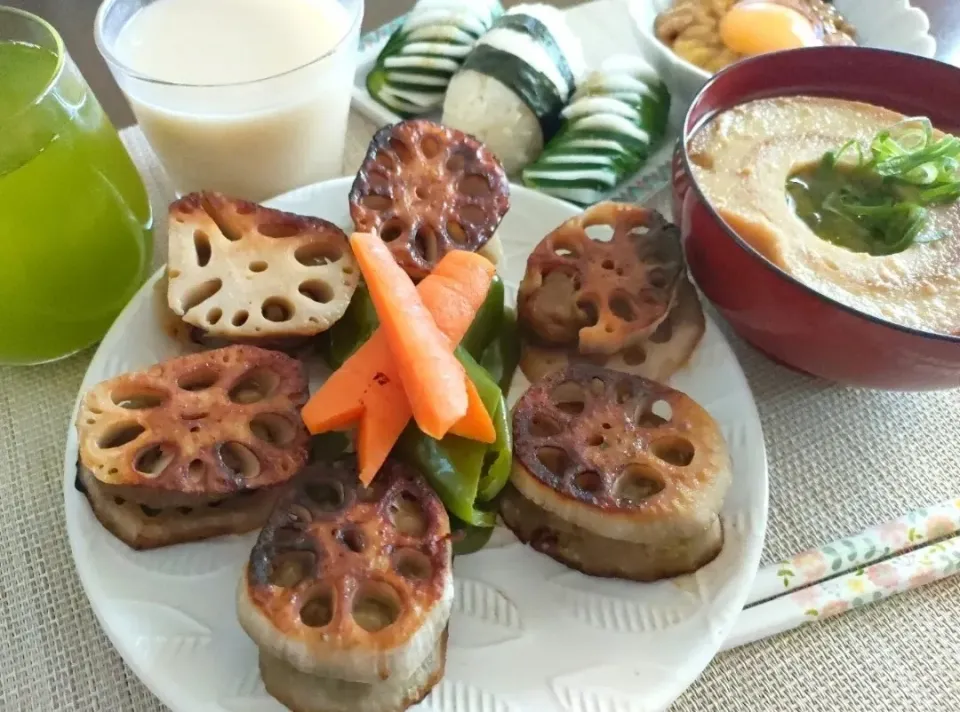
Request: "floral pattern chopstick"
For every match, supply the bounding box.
[746,497,960,606]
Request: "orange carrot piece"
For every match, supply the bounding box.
[349,232,468,440]
[448,378,497,443]
[300,249,496,485]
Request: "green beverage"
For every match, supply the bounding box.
[0,9,152,365]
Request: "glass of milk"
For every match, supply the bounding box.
[95,0,364,202]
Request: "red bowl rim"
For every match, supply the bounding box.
[679,45,960,346]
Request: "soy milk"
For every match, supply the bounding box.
[111,0,360,200]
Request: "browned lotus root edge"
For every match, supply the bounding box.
[517,203,685,356]
[76,345,309,505]
[511,363,730,540]
[75,463,284,550]
[519,277,706,384]
[349,119,510,281]
[243,456,452,678]
[500,484,724,581]
[168,190,358,339]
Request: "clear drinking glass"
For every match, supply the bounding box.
[0,6,153,366]
[95,0,364,202]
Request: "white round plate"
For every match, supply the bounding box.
[63,178,768,712]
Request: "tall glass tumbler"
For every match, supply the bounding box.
[0,7,153,365]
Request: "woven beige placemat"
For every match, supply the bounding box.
[1,119,958,712]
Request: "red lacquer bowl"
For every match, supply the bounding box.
[674,46,960,391]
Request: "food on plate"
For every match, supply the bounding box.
[74,345,309,549]
[501,364,731,580]
[522,55,671,206]
[302,250,497,484]
[516,202,704,381]
[237,456,453,712]
[689,96,960,335]
[349,119,510,281]
[655,0,855,73]
[367,0,503,116]
[348,231,494,442]
[520,277,705,382]
[167,191,358,344]
[442,3,586,175]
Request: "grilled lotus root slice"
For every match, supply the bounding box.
[237,456,453,686]
[75,345,309,507]
[517,203,685,355]
[519,277,706,383]
[509,364,732,546]
[168,191,358,340]
[349,119,510,280]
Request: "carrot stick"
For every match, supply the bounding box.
[301,250,496,485]
[448,379,497,442]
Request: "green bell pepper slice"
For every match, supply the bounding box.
[322,283,380,369]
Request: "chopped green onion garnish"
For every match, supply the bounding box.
[786,117,958,255]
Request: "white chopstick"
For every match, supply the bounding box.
[722,497,960,650]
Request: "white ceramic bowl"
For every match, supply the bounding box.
[626,0,937,109]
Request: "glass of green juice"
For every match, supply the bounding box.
[0,6,152,365]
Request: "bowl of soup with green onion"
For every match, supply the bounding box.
[674,46,960,390]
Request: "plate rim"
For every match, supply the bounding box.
[63,176,769,712]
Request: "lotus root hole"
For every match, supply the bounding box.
[169,269,181,279]
[389,491,427,537]
[529,413,562,438]
[297,279,334,304]
[414,226,438,263]
[229,368,280,403]
[338,527,366,553]
[140,504,162,517]
[249,260,268,273]
[394,549,432,581]
[180,278,222,313]
[304,479,346,512]
[262,297,294,323]
[587,433,605,447]
[588,377,606,397]
[615,380,634,404]
[446,153,466,172]
[637,399,673,428]
[219,441,261,480]
[352,582,401,632]
[585,223,615,242]
[602,422,612,430]
[415,185,429,200]
[389,136,414,164]
[629,224,651,238]
[610,293,636,322]
[460,204,486,226]
[194,230,211,267]
[602,259,615,270]
[577,299,599,327]
[269,551,315,588]
[250,413,297,446]
[294,242,343,267]
[111,387,166,410]
[188,459,205,478]
[380,219,406,243]
[206,307,223,325]
[98,423,145,449]
[648,269,668,288]
[178,368,219,392]
[447,221,467,244]
[536,446,570,478]
[573,470,603,494]
[361,194,392,211]
[651,437,695,467]
[134,443,176,477]
[616,465,665,504]
[420,135,441,159]
[650,317,674,344]
[232,310,249,327]
[300,589,334,628]
[622,344,647,366]
[113,496,125,506]
[259,220,301,238]
[460,174,490,197]
[551,381,586,415]
[375,149,395,170]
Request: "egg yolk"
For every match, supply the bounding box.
[720,3,821,56]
